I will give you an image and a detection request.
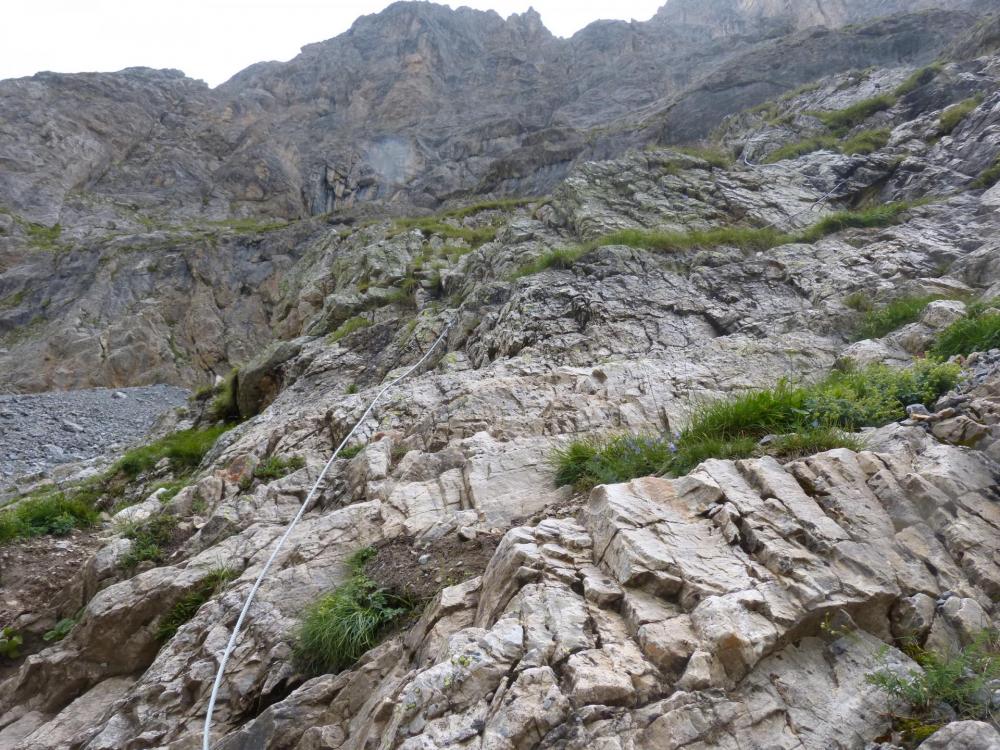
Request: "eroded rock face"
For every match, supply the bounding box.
[3,11,1000,749]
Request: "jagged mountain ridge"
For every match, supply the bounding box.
[0,0,991,395]
[0,0,984,227]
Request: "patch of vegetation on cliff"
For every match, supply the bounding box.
[852,294,949,340]
[293,547,414,675]
[841,128,891,156]
[156,567,236,641]
[811,94,896,133]
[0,486,101,544]
[931,302,1000,358]
[328,316,372,343]
[23,221,63,251]
[114,424,232,479]
[893,63,943,97]
[938,95,983,136]
[117,514,179,570]
[764,134,840,163]
[866,630,1000,747]
[971,155,1000,191]
[553,360,959,489]
[512,201,924,279]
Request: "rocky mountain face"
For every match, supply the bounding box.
[2,2,1000,750]
[0,2,987,394]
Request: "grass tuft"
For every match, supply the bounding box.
[114,425,231,479]
[971,156,1000,191]
[938,95,982,136]
[796,201,923,243]
[0,489,100,544]
[328,316,372,343]
[293,547,412,675]
[853,294,947,340]
[811,94,897,133]
[553,360,958,488]
[893,63,943,97]
[208,368,240,422]
[931,304,1000,358]
[841,128,891,156]
[254,455,306,480]
[156,567,236,641]
[118,514,178,570]
[764,135,840,163]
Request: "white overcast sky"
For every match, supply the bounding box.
[1,0,666,87]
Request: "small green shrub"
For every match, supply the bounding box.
[43,616,78,642]
[0,489,100,544]
[156,567,235,641]
[854,294,946,340]
[971,156,1000,191]
[0,627,22,659]
[841,128,891,156]
[893,63,943,97]
[844,291,874,312]
[812,94,897,133]
[346,383,358,395]
[254,455,306,480]
[938,95,982,136]
[208,368,240,423]
[292,548,412,674]
[866,630,1000,740]
[119,514,178,570]
[328,316,372,343]
[113,425,231,478]
[931,307,1000,358]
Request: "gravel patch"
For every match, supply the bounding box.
[0,385,189,488]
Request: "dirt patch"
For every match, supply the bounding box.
[0,528,102,676]
[365,532,500,602]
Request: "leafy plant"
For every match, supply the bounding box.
[0,627,22,659]
[156,567,235,641]
[292,548,412,674]
[866,630,1000,744]
[43,616,78,642]
[118,514,178,570]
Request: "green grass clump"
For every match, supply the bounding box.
[601,226,788,254]
[812,94,897,133]
[764,135,840,163]
[511,246,593,279]
[971,156,1000,190]
[931,305,1000,358]
[939,95,983,136]
[0,489,100,544]
[854,294,946,340]
[553,360,958,488]
[391,217,497,248]
[113,425,231,479]
[339,443,365,460]
[118,514,178,570]
[866,630,1000,743]
[328,316,372,343]
[893,63,943,97]
[293,547,412,675]
[441,197,537,220]
[156,567,235,641]
[254,455,306,480]
[841,128,891,156]
[796,201,922,243]
[208,368,240,422]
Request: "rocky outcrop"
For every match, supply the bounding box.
[2,6,1000,749]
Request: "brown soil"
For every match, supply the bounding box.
[365,532,500,602]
